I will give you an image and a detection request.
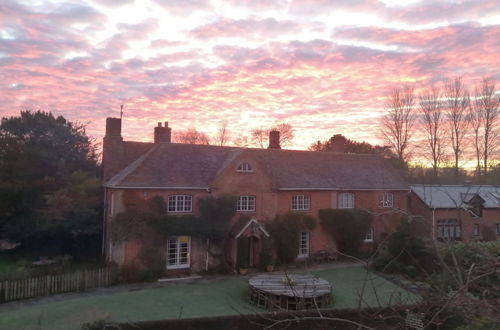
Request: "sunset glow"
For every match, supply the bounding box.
[1,0,499,150]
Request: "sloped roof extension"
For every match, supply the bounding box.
[411,184,500,209]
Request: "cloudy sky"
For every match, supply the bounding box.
[1,0,499,149]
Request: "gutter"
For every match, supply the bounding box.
[103,185,209,190]
[278,188,410,191]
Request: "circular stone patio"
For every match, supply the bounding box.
[249,274,332,311]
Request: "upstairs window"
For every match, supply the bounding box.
[292,195,310,210]
[338,193,355,209]
[168,195,192,213]
[237,163,253,172]
[237,196,256,212]
[379,193,394,208]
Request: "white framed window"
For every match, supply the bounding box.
[237,163,253,172]
[237,196,256,212]
[166,236,190,269]
[379,193,394,208]
[298,231,309,258]
[473,224,480,236]
[291,195,310,210]
[338,193,355,209]
[437,219,461,240]
[168,195,192,213]
[364,228,374,242]
[496,223,500,236]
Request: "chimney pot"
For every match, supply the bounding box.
[330,134,347,153]
[105,117,122,138]
[268,130,281,149]
[154,121,172,143]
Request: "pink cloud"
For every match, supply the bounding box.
[191,18,300,40]
[1,0,499,152]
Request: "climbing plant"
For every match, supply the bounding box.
[267,212,316,265]
[109,194,237,274]
[319,208,372,254]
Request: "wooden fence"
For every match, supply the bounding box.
[0,266,116,303]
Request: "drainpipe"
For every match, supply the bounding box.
[205,238,209,272]
[432,207,436,241]
[102,188,107,259]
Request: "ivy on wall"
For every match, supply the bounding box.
[109,195,237,274]
[266,212,317,265]
[319,208,372,254]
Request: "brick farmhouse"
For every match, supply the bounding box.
[102,117,410,273]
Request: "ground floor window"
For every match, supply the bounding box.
[496,223,500,236]
[473,224,480,236]
[364,228,374,242]
[298,231,309,258]
[437,219,461,240]
[166,236,190,269]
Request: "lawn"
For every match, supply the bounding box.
[0,265,417,330]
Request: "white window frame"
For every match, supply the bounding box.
[338,193,355,209]
[364,228,374,242]
[237,163,253,172]
[168,195,192,213]
[437,219,461,240]
[298,231,309,258]
[473,224,480,236]
[379,193,394,208]
[166,236,190,269]
[291,195,310,211]
[237,195,256,212]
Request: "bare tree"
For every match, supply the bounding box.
[251,123,294,148]
[251,128,267,148]
[233,135,250,147]
[173,128,210,145]
[419,86,446,177]
[380,85,416,163]
[271,122,294,147]
[471,77,500,174]
[444,77,470,182]
[214,121,230,146]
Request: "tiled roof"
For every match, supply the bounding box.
[411,185,500,209]
[105,143,408,190]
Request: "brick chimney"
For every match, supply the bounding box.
[154,121,171,143]
[329,134,346,153]
[268,130,281,149]
[103,117,124,181]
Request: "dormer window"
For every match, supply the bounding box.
[237,163,253,172]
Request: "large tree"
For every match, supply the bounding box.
[419,86,446,177]
[0,111,101,257]
[444,77,470,182]
[471,78,500,175]
[380,85,416,163]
